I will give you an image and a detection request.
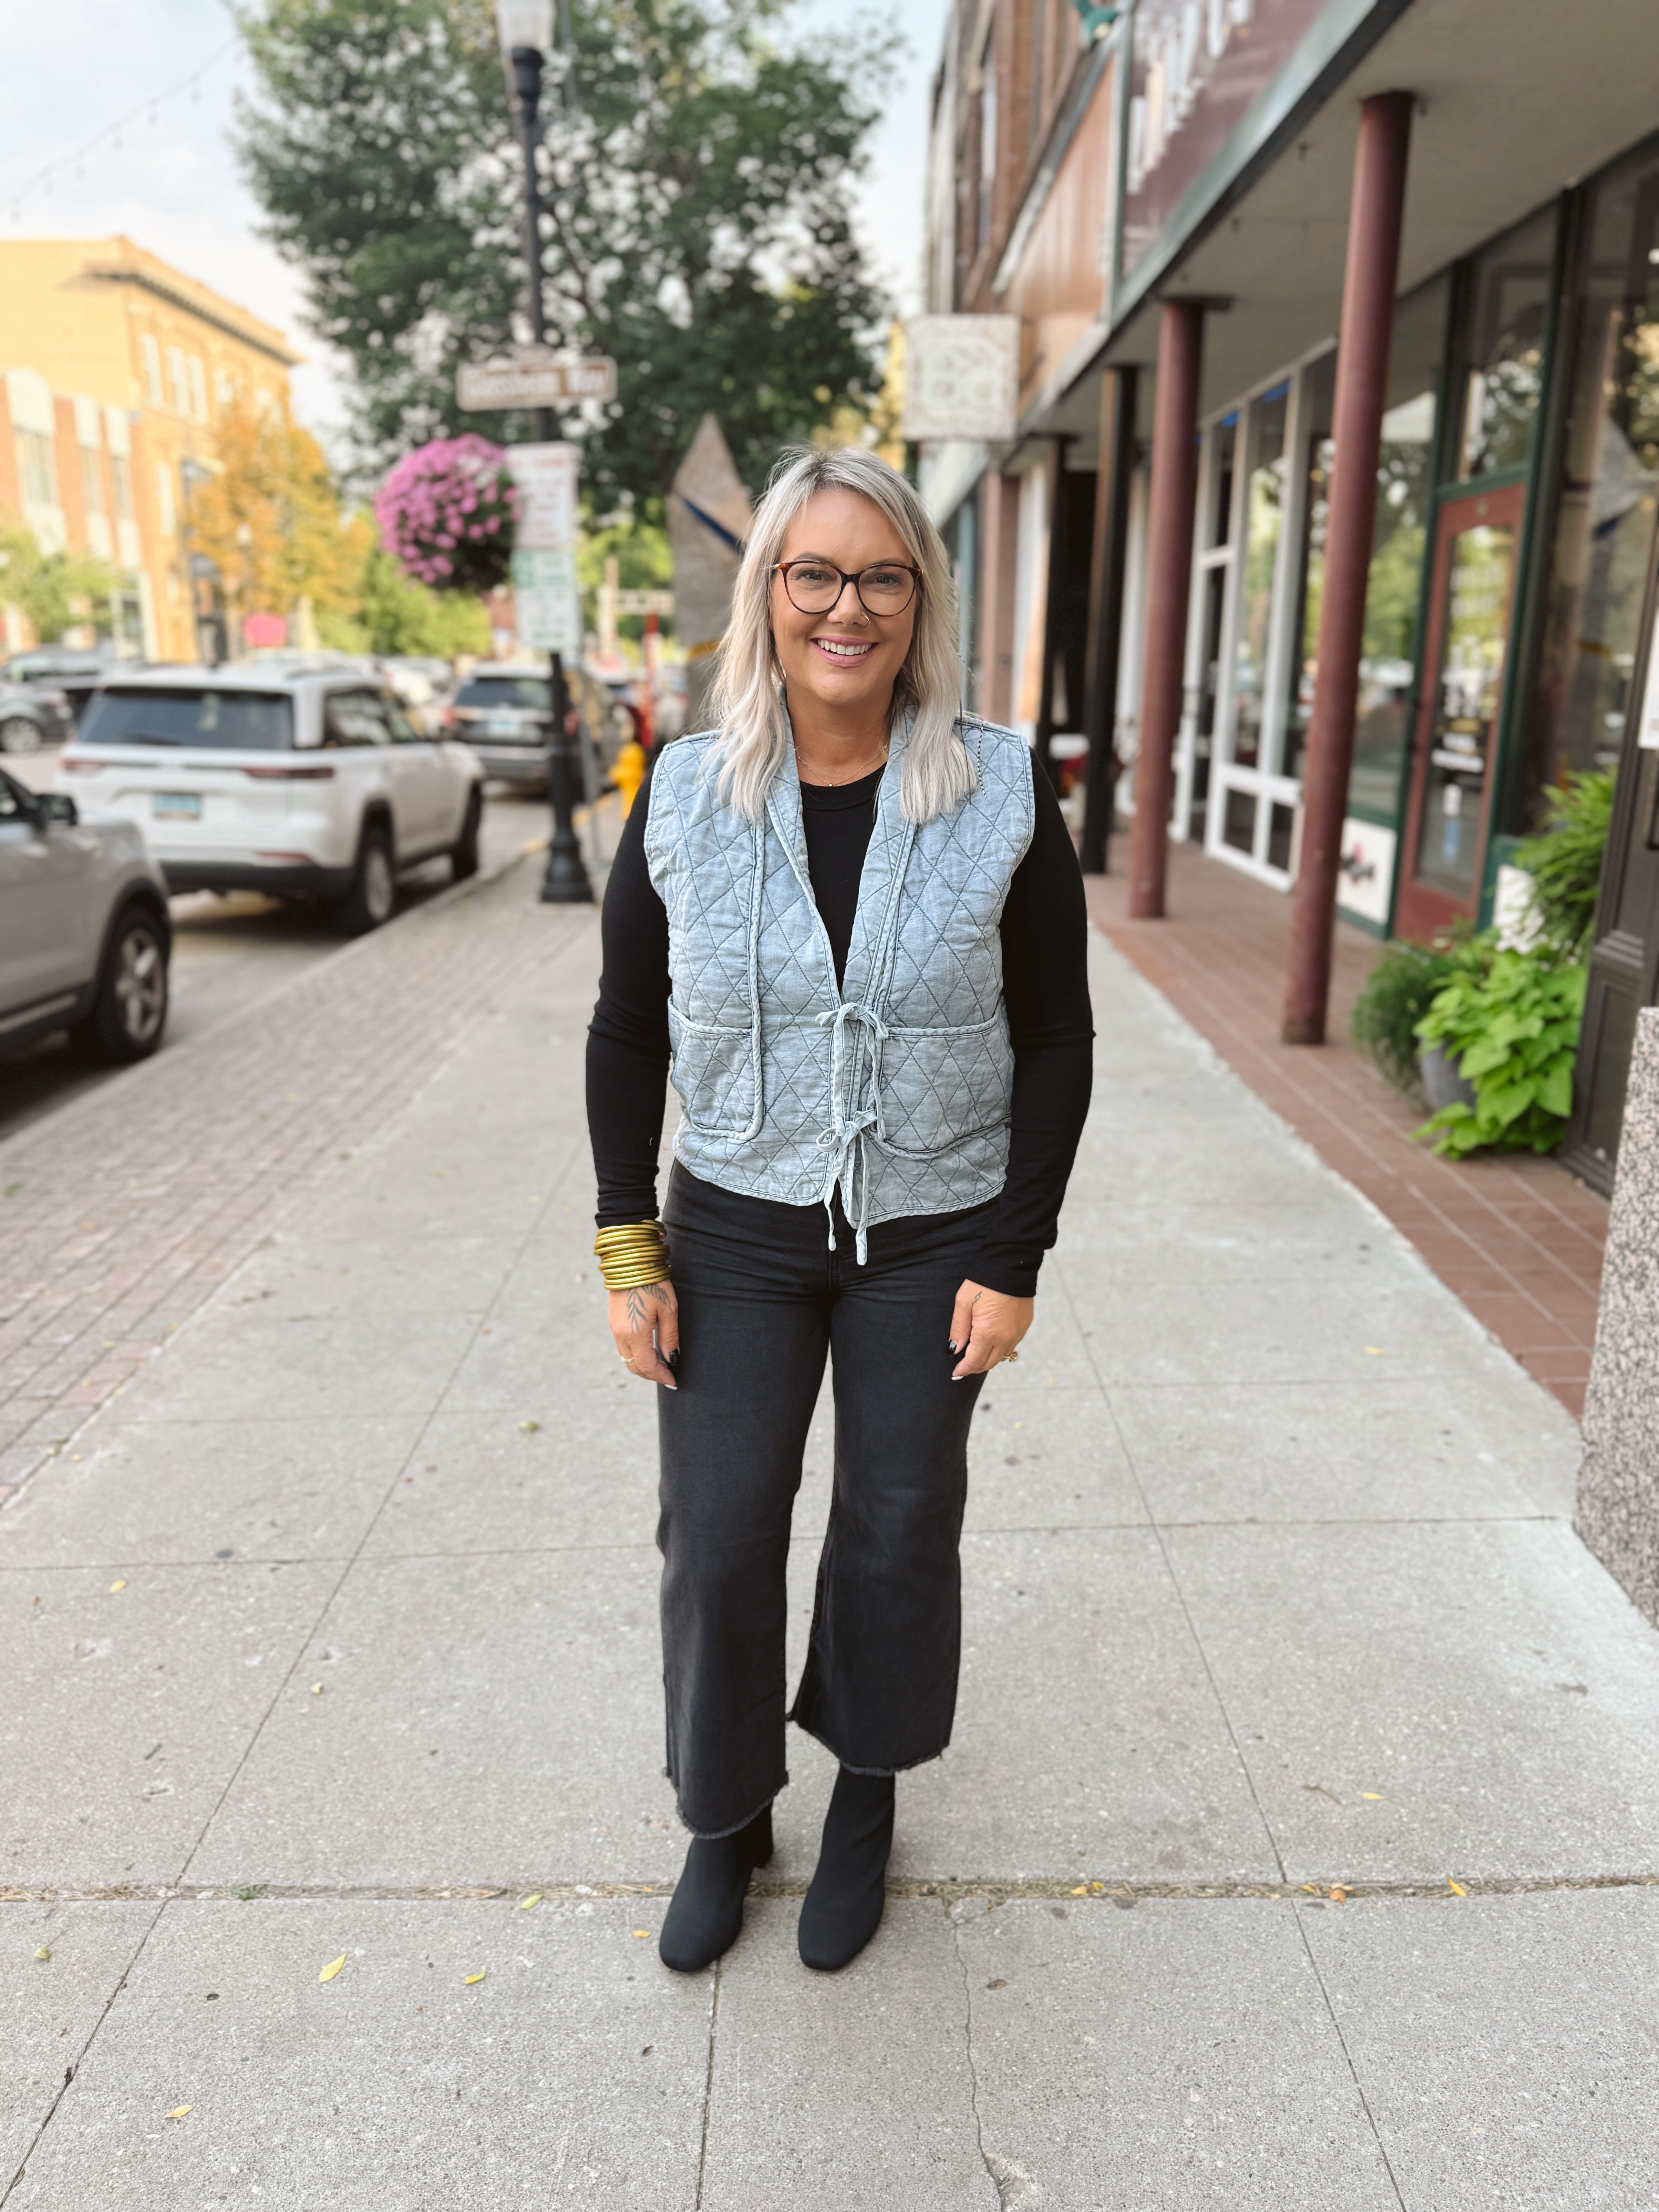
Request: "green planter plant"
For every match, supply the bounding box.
[1351,933,1489,1100]
[1512,769,1616,958]
[1413,948,1587,1158]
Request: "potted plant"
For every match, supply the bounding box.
[1351,933,1487,1104]
[1413,948,1586,1157]
[374,436,520,595]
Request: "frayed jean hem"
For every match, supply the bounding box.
[668,1774,785,1842]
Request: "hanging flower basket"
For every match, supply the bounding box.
[374,435,520,594]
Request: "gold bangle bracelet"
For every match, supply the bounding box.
[594,1222,670,1291]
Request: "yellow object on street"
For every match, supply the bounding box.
[613,739,647,817]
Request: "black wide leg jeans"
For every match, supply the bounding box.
[657,1163,992,1838]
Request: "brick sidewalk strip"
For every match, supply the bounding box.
[1085,842,1608,1420]
[0,862,583,1507]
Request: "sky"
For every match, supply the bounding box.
[0,0,950,453]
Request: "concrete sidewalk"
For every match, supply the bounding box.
[4,876,1658,2210]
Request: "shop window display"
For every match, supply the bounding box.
[1350,278,1449,820]
[1224,382,1288,800]
[1527,143,1659,817]
[1458,205,1557,481]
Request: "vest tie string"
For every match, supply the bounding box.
[816,1001,889,1264]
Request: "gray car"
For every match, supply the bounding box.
[0,766,171,1063]
[0,680,76,755]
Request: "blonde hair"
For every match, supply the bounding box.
[707,445,974,825]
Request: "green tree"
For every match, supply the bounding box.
[352,546,492,656]
[234,0,891,505]
[0,526,123,645]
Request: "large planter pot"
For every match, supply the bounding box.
[1419,1042,1477,1112]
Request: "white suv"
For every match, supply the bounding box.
[61,664,485,933]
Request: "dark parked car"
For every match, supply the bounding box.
[0,680,75,754]
[0,647,125,727]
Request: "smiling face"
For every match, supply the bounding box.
[769,489,919,732]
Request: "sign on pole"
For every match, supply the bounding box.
[505,442,583,655]
[900,316,1020,443]
[510,550,583,656]
[457,350,618,411]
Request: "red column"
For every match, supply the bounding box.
[1129,300,1204,919]
[1283,91,1414,1043]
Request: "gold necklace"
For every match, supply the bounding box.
[797,742,889,787]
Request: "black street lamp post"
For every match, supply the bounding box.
[496,0,592,904]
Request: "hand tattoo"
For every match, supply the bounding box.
[623,1280,674,1336]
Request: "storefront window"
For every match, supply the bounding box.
[1348,277,1449,819]
[1525,140,1659,816]
[1282,352,1337,783]
[1226,383,1288,784]
[1458,205,1556,479]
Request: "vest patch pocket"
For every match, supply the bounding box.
[873,1017,1013,1159]
[667,1003,759,1138]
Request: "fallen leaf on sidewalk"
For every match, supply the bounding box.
[1364,1346,1386,1356]
[518,1419,540,1433]
[1362,1792,1382,1800]
[109,1581,126,1594]
[631,1929,650,1939]
[1069,1885,1087,1896]
[1448,1878,1467,1896]
[1329,1886,1347,1903]
[166,2106,192,2121]
[318,1955,346,1983]
[34,1946,50,1961]
[464,1970,486,1985]
[311,1683,323,1695]
[519,1894,542,1911]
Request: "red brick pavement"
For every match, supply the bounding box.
[0,863,584,1505]
[1085,836,1607,1422]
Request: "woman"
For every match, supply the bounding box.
[587,445,1092,1975]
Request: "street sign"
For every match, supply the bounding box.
[512,549,582,655]
[457,352,618,410]
[613,589,675,616]
[505,443,578,552]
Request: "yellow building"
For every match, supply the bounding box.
[0,237,299,663]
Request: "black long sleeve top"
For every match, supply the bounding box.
[585,745,1094,1297]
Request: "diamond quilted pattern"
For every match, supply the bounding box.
[644,721,1035,1232]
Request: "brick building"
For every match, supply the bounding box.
[0,237,299,663]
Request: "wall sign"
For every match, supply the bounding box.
[902,316,1022,443]
[1121,0,1328,279]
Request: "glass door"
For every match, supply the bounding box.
[1396,483,1527,943]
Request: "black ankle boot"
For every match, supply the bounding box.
[798,1768,894,1972]
[658,1805,773,1973]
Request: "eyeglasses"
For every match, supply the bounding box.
[773,558,921,619]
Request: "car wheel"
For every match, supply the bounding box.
[70,903,169,1065]
[0,715,41,754]
[451,787,482,882]
[335,817,396,936]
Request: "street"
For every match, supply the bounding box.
[0,757,599,1142]
[4,862,1656,2209]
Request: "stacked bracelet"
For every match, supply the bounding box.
[594,1221,671,1290]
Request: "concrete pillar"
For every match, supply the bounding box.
[978,469,1022,726]
[1577,1009,1659,1625]
[1128,301,1204,919]
[1282,90,1414,1043]
[1080,366,1138,875]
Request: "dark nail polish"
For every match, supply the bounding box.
[666,1350,681,1372]
[947,1341,960,1355]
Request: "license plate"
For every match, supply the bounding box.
[153,792,203,819]
[487,715,526,739]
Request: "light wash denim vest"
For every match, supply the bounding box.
[644,716,1036,1258]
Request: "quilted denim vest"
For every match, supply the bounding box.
[643,715,1036,1257]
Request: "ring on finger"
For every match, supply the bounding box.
[1003,1350,1020,1364]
